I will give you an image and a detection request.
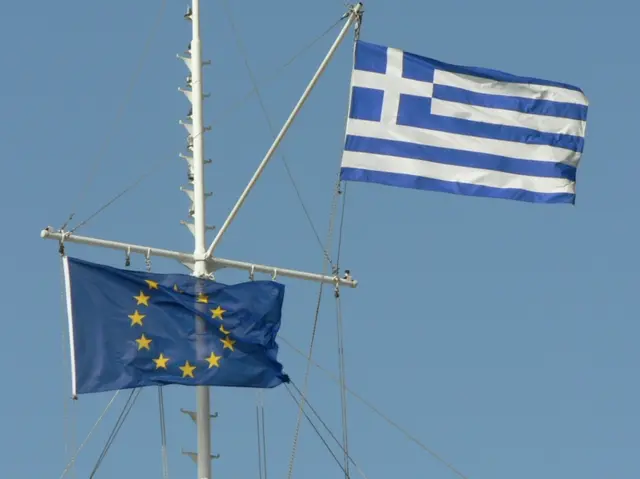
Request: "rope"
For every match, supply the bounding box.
[284,385,348,477]
[332,35,354,476]
[287,381,369,479]
[158,387,170,479]
[336,182,348,266]
[60,0,168,231]
[279,337,471,479]
[286,177,343,479]
[89,388,142,478]
[335,292,350,478]
[209,16,347,129]
[221,0,345,270]
[58,391,121,479]
[67,156,173,234]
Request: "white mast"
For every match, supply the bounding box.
[184,1,214,478]
[41,3,363,479]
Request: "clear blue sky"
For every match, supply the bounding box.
[1,0,637,478]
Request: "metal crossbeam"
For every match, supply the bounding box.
[41,229,358,288]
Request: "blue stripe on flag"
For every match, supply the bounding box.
[397,95,585,153]
[352,40,584,92]
[432,84,587,121]
[402,53,436,83]
[340,167,576,204]
[350,87,383,122]
[344,135,577,181]
[354,42,387,73]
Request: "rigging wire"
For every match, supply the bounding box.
[60,0,168,232]
[256,401,264,479]
[58,391,121,479]
[279,337,471,479]
[333,35,357,478]
[255,391,268,479]
[287,381,369,479]
[284,384,349,477]
[158,387,170,479]
[335,289,350,478]
[67,156,174,235]
[335,182,348,266]
[89,388,142,478]
[261,395,268,479]
[210,16,347,129]
[63,16,346,236]
[286,177,343,479]
[220,0,345,270]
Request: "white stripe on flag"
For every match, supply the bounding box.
[431,98,586,137]
[341,150,575,194]
[351,70,434,97]
[346,119,581,166]
[434,70,588,106]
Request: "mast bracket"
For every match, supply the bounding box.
[181,408,218,422]
[182,450,220,463]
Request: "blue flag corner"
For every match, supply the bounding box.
[62,256,289,396]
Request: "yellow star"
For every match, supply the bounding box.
[219,325,230,335]
[145,279,159,290]
[221,336,235,351]
[135,334,152,350]
[153,353,169,369]
[197,292,209,303]
[173,284,183,293]
[179,360,196,378]
[134,291,151,306]
[128,310,146,326]
[205,352,221,368]
[211,306,226,320]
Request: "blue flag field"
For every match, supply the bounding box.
[62,256,288,395]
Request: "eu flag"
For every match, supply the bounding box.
[63,256,288,395]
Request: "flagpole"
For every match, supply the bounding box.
[187,0,214,478]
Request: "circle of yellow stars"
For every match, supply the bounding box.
[128,279,234,379]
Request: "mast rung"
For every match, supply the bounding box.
[181,221,215,237]
[182,450,220,463]
[177,54,193,72]
[178,87,193,103]
[179,120,194,135]
[181,408,218,422]
[180,186,212,202]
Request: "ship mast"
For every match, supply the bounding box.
[184,0,214,477]
[41,3,363,478]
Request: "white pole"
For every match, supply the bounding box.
[189,0,213,478]
[204,3,363,259]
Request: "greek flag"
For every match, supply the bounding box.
[340,41,589,204]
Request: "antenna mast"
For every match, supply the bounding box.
[41,4,363,479]
[183,0,214,478]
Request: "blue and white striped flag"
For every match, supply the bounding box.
[340,41,589,204]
